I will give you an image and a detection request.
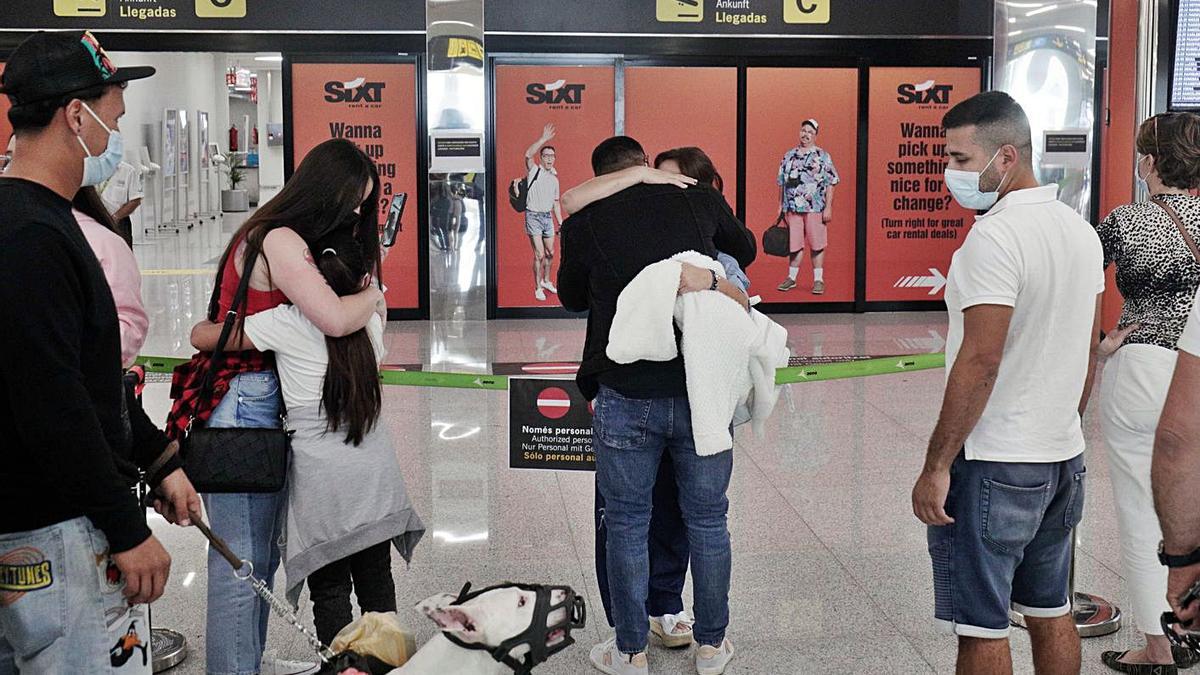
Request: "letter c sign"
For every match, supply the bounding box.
[784,0,829,23]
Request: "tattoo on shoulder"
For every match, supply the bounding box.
[302,248,316,268]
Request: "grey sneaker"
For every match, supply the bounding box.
[812,280,826,295]
[777,278,797,292]
[590,637,649,675]
[696,639,735,675]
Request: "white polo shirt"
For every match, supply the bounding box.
[1179,285,1200,356]
[944,185,1105,463]
[525,164,559,214]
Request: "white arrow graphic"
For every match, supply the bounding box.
[893,268,947,296]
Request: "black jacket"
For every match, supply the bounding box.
[0,178,177,553]
[557,184,756,400]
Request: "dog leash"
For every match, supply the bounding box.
[192,516,338,664]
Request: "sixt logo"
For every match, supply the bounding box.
[896,80,954,106]
[324,77,385,105]
[526,80,586,107]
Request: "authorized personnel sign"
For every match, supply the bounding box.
[509,378,594,471]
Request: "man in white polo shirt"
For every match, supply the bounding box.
[1152,285,1200,639]
[524,123,563,302]
[911,91,1105,674]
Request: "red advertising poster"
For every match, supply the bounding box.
[494,65,615,310]
[865,67,982,302]
[745,68,859,304]
[289,62,420,312]
[0,65,9,146]
[624,67,739,202]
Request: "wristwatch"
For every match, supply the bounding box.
[1159,541,1200,568]
[708,270,719,291]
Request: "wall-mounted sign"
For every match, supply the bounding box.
[488,0,991,37]
[431,132,484,172]
[1042,130,1090,168]
[6,0,424,32]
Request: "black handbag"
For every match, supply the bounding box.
[180,252,290,494]
[762,186,791,258]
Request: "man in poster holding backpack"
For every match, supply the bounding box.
[521,123,563,302]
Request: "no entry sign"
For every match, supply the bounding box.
[509,378,594,471]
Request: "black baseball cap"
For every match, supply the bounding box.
[0,31,154,106]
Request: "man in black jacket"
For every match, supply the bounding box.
[0,31,197,673]
[558,136,754,675]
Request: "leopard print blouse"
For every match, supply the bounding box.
[1096,193,1200,350]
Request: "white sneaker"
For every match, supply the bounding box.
[650,611,694,648]
[535,288,547,302]
[590,637,649,675]
[259,653,320,675]
[695,639,735,675]
[541,280,558,294]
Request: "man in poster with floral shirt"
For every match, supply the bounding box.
[777,119,839,294]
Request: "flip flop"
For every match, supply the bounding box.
[649,612,694,649]
[1101,650,1178,675]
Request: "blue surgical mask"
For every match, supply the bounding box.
[77,101,123,187]
[1136,155,1150,189]
[944,148,1008,211]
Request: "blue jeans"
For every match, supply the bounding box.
[594,454,690,626]
[0,518,127,675]
[593,386,733,653]
[928,451,1086,638]
[203,372,286,675]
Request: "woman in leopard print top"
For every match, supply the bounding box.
[1095,112,1200,675]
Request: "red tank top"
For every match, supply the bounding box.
[218,244,289,316]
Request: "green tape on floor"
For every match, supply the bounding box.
[134,353,944,389]
[775,353,945,385]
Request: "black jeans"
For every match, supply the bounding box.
[307,541,396,646]
[594,453,690,627]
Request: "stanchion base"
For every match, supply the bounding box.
[1009,592,1122,638]
[151,628,188,672]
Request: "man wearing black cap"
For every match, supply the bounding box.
[0,31,195,673]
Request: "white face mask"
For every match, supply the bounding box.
[1136,154,1151,188]
[76,101,123,188]
[944,147,1010,211]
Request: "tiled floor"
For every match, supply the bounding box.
[134,217,1143,674]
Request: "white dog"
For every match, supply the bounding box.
[387,584,582,675]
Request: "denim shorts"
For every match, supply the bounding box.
[524,210,554,238]
[928,452,1086,638]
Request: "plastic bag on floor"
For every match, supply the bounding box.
[330,612,417,670]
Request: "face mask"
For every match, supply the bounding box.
[76,101,123,187]
[944,148,1009,211]
[1136,155,1150,188]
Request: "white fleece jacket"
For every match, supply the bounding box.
[606,251,790,455]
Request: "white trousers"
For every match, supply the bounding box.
[1099,343,1179,635]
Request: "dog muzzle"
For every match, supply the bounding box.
[441,581,586,675]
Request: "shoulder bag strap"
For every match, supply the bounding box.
[193,251,260,424]
[1152,196,1200,263]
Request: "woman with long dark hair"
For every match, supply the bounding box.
[177,138,387,675]
[191,227,423,647]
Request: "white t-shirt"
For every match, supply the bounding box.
[244,306,386,409]
[101,162,144,215]
[944,185,1105,463]
[526,164,559,214]
[1179,285,1200,356]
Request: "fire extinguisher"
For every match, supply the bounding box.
[229,125,239,152]
[252,126,259,148]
